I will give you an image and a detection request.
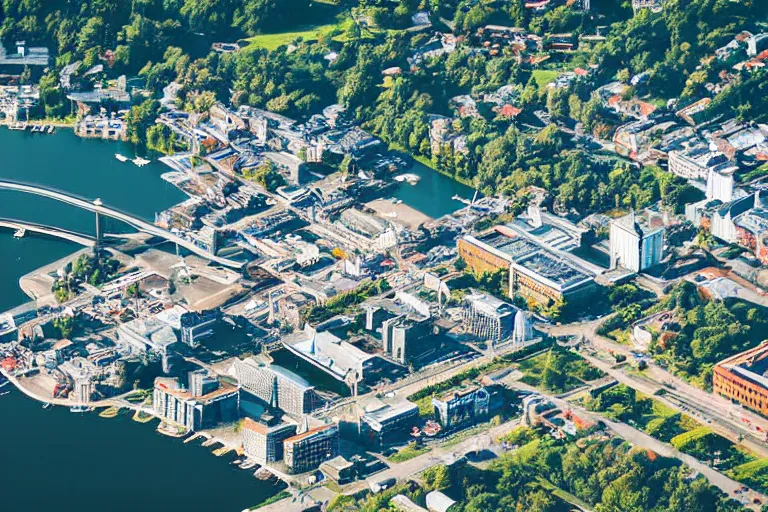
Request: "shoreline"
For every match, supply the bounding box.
[1,119,75,129]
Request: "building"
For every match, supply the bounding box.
[117,316,177,353]
[609,212,664,272]
[458,228,596,306]
[713,342,768,416]
[432,386,490,431]
[711,194,755,243]
[180,309,220,347]
[733,201,768,264]
[706,165,736,203]
[283,423,339,473]
[380,315,432,364]
[233,357,318,418]
[360,399,419,446]
[319,456,355,484]
[153,373,238,431]
[668,146,734,181]
[74,113,127,140]
[426,491,456,512]
[462,292,515,342]
[282,324,392,388]
[631,0,664,12]
[241,417,297,464]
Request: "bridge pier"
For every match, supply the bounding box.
[94,211,102,248]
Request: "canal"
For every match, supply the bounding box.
[0,127,471,511]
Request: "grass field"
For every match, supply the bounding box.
[244,24,337,50]
[531,69,559,90]
[517,348,605,392]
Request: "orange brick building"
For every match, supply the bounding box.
[457,228,595,306]
[713,342,768,416]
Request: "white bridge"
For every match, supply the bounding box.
[0,180,244,269]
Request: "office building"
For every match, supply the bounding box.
[189,369,219,397]
[241,418,297,464]
[233,357,318,418]
[153,374,238,431]
[381,315,431,363]
[458,228,595,306]
[462,292,515,342]
[180,309,220,347]
[432,386,490,431]
[283,423,339,473]
[609,212,664,272]
[714,342,768,416]
[361,400,419,446]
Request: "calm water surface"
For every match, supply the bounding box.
[0,128,279,512]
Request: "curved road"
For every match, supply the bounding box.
[0,180,244,269]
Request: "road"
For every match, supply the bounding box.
[542,319,768,457]
[0,180,244,268]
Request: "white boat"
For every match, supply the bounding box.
[133,157,150,167]
[47,125,55,134]
[13,228,25,238]
[115,154,129,162]
[70,405,88,413]
[394,173,420,184]
[42,402,52,409]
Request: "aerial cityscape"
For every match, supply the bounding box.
[1,0,768,511]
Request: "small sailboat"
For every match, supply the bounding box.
[13,228,26,238]
[115,154,129,162]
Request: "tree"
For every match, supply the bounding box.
[422,465,451,491]
[53,315,75,339]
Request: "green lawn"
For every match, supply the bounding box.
[244,24,337,51]
[388,442,430,463]
[531,70,559,90]
[517,348,605,393]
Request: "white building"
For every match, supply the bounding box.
[668,146,732,181]
[609,212,664,272]
[706,165,737,203]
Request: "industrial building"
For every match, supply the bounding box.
[232,357,318,418]
[432,386,490,431]
[283,423,339,473]
[609,212,664,273]
[458,228,595,306]
[153,372,238,431]
[713,342,768,416]
[241,417,297,464]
